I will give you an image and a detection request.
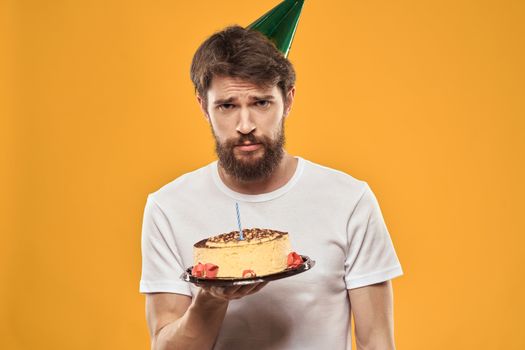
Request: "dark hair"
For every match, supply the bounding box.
[190,25,296,107]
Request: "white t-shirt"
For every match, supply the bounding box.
[140,156,403,349]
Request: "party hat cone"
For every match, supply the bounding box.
[247,0,305,58]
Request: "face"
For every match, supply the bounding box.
[198,76,294,182]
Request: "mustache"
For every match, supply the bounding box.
[230,133,263,147]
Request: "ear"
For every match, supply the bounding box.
[196,94,210,122]
[283,86,296,118]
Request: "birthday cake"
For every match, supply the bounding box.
[192,228,302,278]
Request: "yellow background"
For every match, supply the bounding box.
[2,0,524,349]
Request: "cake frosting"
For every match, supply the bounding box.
[193,228,292,278]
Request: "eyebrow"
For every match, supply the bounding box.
[213,97,235,106]
[213,95,275,105]
[252,95,275,101]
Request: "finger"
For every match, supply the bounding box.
[199,285,223,299]
[230,282,268,299]
[237,283,262,295]
[222,285,244,296]
[246,281,269,294]
[208,285,223,293]
[205,285,241,298]
[225,285,255,299]
[208,286,228,298]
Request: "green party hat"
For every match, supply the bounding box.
[247,0,305,58]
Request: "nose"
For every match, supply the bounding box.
[236,106,256,135]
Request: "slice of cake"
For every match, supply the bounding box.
[193,228,292,278]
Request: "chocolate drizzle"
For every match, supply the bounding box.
[194,228,288,248]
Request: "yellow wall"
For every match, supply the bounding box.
[3,0,524,349]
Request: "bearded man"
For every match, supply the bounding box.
[139,25,403,350]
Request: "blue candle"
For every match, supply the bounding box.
[235,202,244,240]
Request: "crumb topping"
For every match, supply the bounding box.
[201,228,288,247]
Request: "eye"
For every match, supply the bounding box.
[218,103,235,111]
[255,100,271,108]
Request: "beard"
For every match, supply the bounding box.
[212,120,286,182]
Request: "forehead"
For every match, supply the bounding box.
[207,76,279,101]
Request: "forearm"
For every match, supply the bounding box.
[153,289,229,350]
[354,309,396,350]
[355,330,395,350]
[350,281,396,350]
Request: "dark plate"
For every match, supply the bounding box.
[180,255,315,287]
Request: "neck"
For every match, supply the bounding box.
[217,152,298,195]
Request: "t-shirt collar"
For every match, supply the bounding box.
[210,156,305,202]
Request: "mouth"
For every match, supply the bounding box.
[235,143,262,152]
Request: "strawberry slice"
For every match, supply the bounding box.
[287,252,303,268]
[204,263,219,278]
[192,262,205,277]
[242,269,256,278]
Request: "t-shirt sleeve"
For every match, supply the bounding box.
[344,183,403,289]
[139,195,192,296]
